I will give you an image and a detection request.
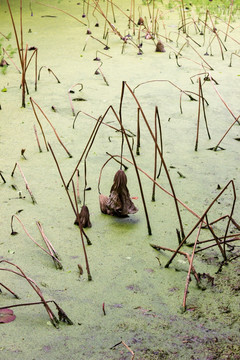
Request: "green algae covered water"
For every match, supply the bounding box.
[0,1,240,358]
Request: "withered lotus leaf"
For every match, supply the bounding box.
[74,205,92,228]
[99,170,138,217]
[99,194,111,215]
[155,40,166,53]
[0,308,16,324]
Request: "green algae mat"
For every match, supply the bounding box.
[1,0,240,358]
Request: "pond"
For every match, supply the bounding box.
[1,0,240,358]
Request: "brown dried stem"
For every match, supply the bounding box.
[209,73,240,126]
[195,236,240,253]
[101,104,152,235]
[194,77,210,150]
[225,0,234,42]
[2,47,21,73]
[229,52,240,67]
[110,341,135,359]
[0,171,6,183]
[0,299,73,325]
[0,260,59,327]
[106,0,137,28]
[11,162,36,204]
[73,110,120,132]
[38,66,60,83]
[195,78,201,152]
[36,221,63,270]
[30,98,72,157]
[68,83,83,116]
[30,97,49,151]
[136,108,140,155]
[36,1,87,26]
[212,115,240,151]
[25,48,38,91]
[0,282,19,299]
[124,81,185,239]
[33,124,42,152]
[182,220,203,311]
[10,215,61,265]
[133,79,198,114]
[67,116,105,188]
[150,244,199,282]
[47,143,91,246]
[72,181,92,281]
[152,106,163,200]
[48,143,76,215]
[165,180,236,268]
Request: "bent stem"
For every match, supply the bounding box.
[209,73,240,125]
[0,260,59,327]
[68,83,83,116]
[30,97,49,151]
[94,61,109,86]
[150,244,199,282]
[165,180,236,268]
[48,143,76,216]
[133,79,198,114]
[101,104,152,235]
[25,48,38,91]
[72,110,120,132]
[6,0,36,107]
[182,220,203,311]
[2,47,21,73]
[229,52,240,67]
[11,162,36,204]
[36,221,63,270]
[0,300,73,325]
[48,143,91,245]
[83,116,103,203]
[30,98,72,157]
[67,115,105,188]
[36,1,87,26]
[10,215,61,265]
[124,81,185,239]
[38,66,60,84]
[213,114,240,151]
[0,282,19,298]
[72,181,92,281]
[199,77,211,140]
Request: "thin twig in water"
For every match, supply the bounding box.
[33,124,42,152]
[36,221,63,269]
[38,66,60,83]
[11,163,37,204]
[30,98,72,157]
[68,83,83,116]
[72,181,92,281]
[182,220,203,311]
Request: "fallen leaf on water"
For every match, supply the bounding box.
[0,309,16,324]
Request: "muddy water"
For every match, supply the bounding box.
[1,0,240,359]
